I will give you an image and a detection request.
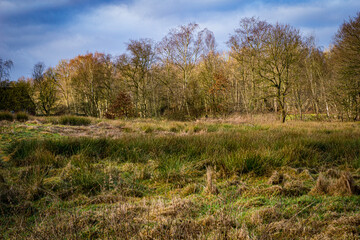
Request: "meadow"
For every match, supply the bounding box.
[0,114,359,239]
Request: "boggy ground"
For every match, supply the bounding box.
[0,116,360,239]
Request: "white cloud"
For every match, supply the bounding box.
[2,0,360,80]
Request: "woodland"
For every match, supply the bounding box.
[1,14,359,122]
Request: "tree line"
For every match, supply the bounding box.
[1,14,359,122]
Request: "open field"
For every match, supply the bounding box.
[1,116,360,239]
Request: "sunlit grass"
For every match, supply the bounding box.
[1,118,359,239]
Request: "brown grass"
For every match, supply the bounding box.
[249,206,281,225]
[267,170,284,185]
[312,214,360,240]
[310,171,359,196]
[204,166,219,195]
[266,169,312,196]
[2,118,360,239]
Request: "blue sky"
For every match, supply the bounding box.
[1,0,359,80]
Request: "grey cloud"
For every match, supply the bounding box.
[0,0,71,17]
[1,0,359,80]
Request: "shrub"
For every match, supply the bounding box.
[0,111,13,121]
[105,91,136,119]
[59,116,91,126]
[15,112,29,122]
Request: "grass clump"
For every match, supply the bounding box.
[193,125,204,133]
[0,111,13,121]
[310,170,360,196]
[170,126,180,133]
[59,115,92,126]
[15,112,29,122]
[141,125,154,133]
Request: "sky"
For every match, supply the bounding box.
[0,0,359,80]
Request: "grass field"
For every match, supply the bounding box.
[1,115,360,239]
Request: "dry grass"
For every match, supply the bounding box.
[265,168,313,197]
[1,117,360,239]
[204,166,219,195]
[310,170,360,196]
[267,170,284,185]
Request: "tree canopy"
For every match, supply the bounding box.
[2,13,360,121]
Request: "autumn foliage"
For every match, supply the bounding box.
[105,91,136,119]
[1,13,360,121]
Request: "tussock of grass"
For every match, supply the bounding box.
[58,115,92,126]
[310,171,360,196]
[181,183,201,197]
[15,112,29,122]
[0,111,13,121]
[170,126,180,133]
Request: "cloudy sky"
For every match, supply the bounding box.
[1,0,359,80]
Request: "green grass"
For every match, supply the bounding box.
[5,127,360,174]
[57,115,92,126]
[1,119,360,239]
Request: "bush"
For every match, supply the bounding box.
[59,116,91,126]
[105,91,136,119]
[15,112,29,122]
[0,111,13,121]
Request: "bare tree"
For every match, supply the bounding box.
[262,23,304,122]
[331,12,360,120]
[32,63,58,115]
[55,60,74,114]
[199,31,229,116]
[230,18,305,122]
[228,17,271,114]
[0,58,13,81]
[159,23,209,116]
[117,39,157,117]
[69,53,114,117]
